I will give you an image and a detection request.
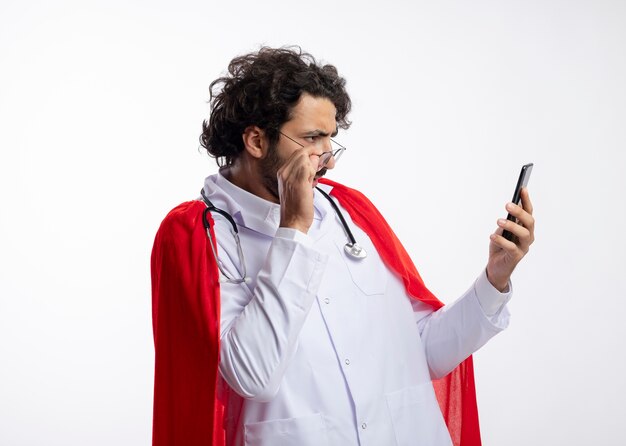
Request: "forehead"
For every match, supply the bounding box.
[286,93,337,132]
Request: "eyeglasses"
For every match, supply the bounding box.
[279,131,346,172]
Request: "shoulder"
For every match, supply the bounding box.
[318,178,377,212]
[318,177,368,197]
[155,200,206,245]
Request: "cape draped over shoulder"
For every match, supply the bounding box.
[150,178,482,446]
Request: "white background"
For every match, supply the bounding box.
[1,0,624,445]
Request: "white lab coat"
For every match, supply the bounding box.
[202,173,511,446]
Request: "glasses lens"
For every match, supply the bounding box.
[333,147,344,163]
[318,152,332,171]
[317,143,346,172]
[331,140,345,161]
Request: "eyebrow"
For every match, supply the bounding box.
[303,128,339,138]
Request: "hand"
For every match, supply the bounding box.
[277,145,323,233]
[486,188,535,291]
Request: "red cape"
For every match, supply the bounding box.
[151,178,482,446]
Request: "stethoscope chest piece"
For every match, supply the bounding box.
[315,186,369,261]
[344,242,367,260]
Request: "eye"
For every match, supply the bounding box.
[304,135,318,143]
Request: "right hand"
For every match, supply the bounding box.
[277,145,322,233]
[486,187,535,291]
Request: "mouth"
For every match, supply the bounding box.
[313,170,326,187]
[314,168,328,182]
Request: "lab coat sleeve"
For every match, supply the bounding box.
[218,229,328,402]
[415,270,512,379]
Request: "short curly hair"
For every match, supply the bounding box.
[199,46,352,167]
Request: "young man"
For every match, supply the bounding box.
[151,47,535,446]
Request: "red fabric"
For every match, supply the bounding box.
[151,181,482,446]
[151,201,225,446]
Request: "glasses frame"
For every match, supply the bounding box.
[278,131,346,172]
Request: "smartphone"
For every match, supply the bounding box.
[502,163,533,241]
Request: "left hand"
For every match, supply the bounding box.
[486,188,535,291]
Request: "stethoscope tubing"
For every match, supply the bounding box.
[200,185,367,283]
[314,186,358,247]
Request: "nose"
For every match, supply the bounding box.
[322,137,333,153]
[317,151,336,172]
[324,152,336,170]
[314,138,333,170]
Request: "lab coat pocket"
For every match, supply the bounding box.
[335,239,388,296]
[244,412,330,446]
[385,384,452,446]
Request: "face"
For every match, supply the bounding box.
[260,93,338,200]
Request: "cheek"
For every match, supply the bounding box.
[271,145,297,170]
[261,146,283,174]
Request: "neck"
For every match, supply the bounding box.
[221,161,279,204]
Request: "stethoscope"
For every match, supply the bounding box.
[200,187,367,284]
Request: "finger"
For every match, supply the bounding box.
[289,144,324,166]
[291,146,323,173]
[280,146,314,173]
[520,187,534,215]
[277,155,294,180]
[304,144,324,157]
[296,147,319,180]
[281,150,317,184]
[505,201,535,235]
[497,218,532,249]
[490,232,523,255]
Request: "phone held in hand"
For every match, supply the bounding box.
[502,163,533,241]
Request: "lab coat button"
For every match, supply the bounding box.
[345,358,350,365]
[361,422,367,430]
[324,297,330,304]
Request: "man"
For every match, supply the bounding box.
[151,47,535,446]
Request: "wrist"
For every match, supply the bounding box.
[486,268,509,293]
[279,219,310,234]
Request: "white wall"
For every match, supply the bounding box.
[1,0,624,444]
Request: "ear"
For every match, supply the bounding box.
[242,126,269,159]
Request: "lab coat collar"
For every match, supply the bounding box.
[202,171,328,238]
